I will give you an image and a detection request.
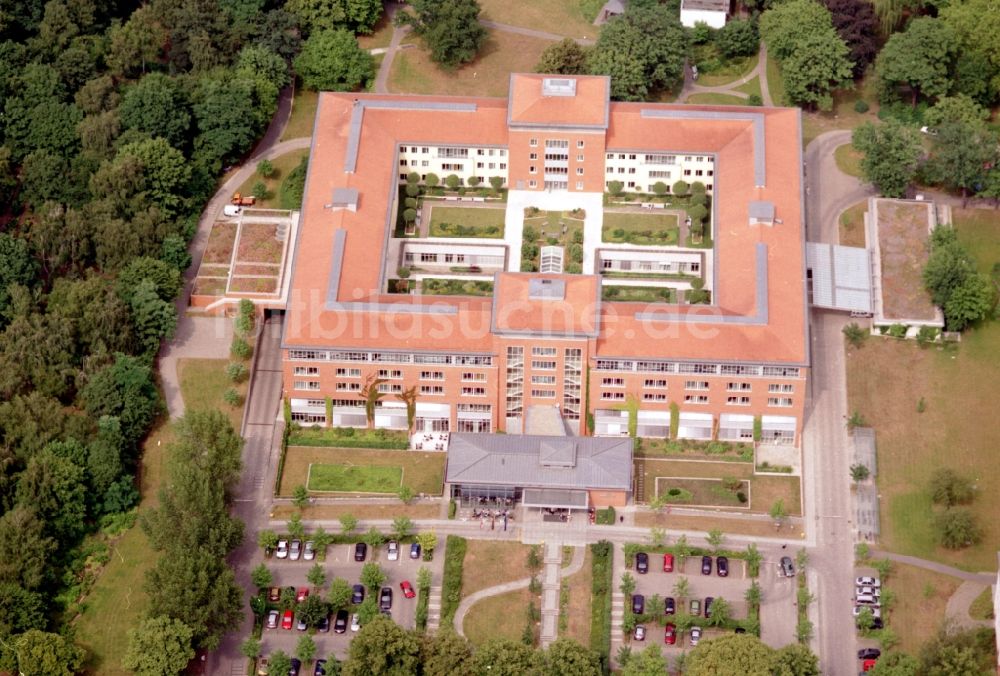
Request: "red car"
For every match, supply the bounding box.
[281,610,294,630]
[400,580,416,599]
[862,659,878,672]
[663,554,674,572]
[664,623,676,645]
[296,587,309,602]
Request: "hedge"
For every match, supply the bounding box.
[590,541,613,674]
[415,586,429,631]
[440,535,467,629]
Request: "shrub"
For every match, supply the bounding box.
[843,322,867,347]
[916,326,939,344]
[404,197,417,209]
[607,180,624,196]
[690,192,708,207]
[717,17,759,58]
[405,184,420,198]
[664,487,693,503]
[397,266,410,279]
[441,536,467,628]
[448,499,457,519]
[854,99,870,114]
[445,174,461,190]
[257,159,274,178]
[424,173,439,188]
[489,176,504,190]
[935,509,982,549]
[688,203,708,223]
[403,208,417,223]
[224,388,242,407]
[652,181,668,196]
[230,336,251,360]
[929,468,975,507]
[887,323,907,338]
[467,176,481,187]
[691,21,713,44]
[406,171,420,184]
[736,491,747,503]
[252,180,269,200]
[226,362,248,383]
[672,180,690,196]
[690,181,706,194]
[747,93,763,106]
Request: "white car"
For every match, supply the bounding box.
[852,606,882,618]
[856,576,881,588]
[303,541,316,561]
[856,586,881,597]
[856,594,880,606]
[387,541,399,561]
[289,539,301,561]
[350,613,361,632]
[223,204,241,217]
[633,625,646,641]
[276,540,289,559]
[690,626,703,646]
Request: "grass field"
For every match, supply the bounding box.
[691,46,758,88]
[271,502,441,520]
[687,93,747,106]
[734,76,762,99]
[655,477,749,508]
[602,211,679,245]
[847,210,1000,571]
[235,149,310,211]
[461,540,532,596]
[75,359,246,673]
[635,511,805,538]
[476,0,596,39]
[428,206,506,238]
[281,88,319,142]
[307,463,403,493]
[389,31,555,97]
[563,548,593,647]
[969,586,995,620]
[357,11,394,50]
[463,587,536,646]
[885,563,961,654]
[279,447,445,496]
[834,144,863,178]
[765,53,785,106]
[839,201,868,247]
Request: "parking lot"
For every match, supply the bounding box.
[258,541,444,662]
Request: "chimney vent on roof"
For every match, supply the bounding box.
[542,77,577,97]
[748,200,775,227]
[528,277,566,300]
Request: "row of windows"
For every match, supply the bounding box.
[606,153,711,163]
[601,377,668,388]
[289,351,494,366]
[398,146,508,157]
[597,391,794,407]
[531,389,556,398]
[594,359,801,378]
[531,139,585,148]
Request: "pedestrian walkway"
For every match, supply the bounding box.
[945,581,994,631]
[678,43,774,107]
[869,550,995,585]
[609,542,626,668]
[540,543,562,646]
[426,585,443,631]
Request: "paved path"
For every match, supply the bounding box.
[373,5,409,94]
[678,43,773,106]
[945,581,994,630]
[869,550,995,585]
[608,542,626,669]
[481,19,595,45]
[540,544,586,646]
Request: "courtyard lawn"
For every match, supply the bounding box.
[389,31,555,97]
[562,548,593,648]
[691,45,759,87]
[461,541,533,596]
[463,587,537,646]
[839,201,867,247]
[307,463,403,493]
[420,279,494,297]
[602,211,680,245]
[687,93,748,106]
[477,0,596,39]
[834,144,863,178]
[654,477,750,509]
[428,206,506,238]
[271,502,441,520]
[640,458,801,515]
[279,446,445,496]
[521,209,585,270]
[765,53,785,107]
[884,563,962,654]
[235,148,310,211]
[601,285,676,303]
[281,88,318,142]
[734,76,762,99]
[847,210,1000,571]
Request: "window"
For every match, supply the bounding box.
[531,389,556,398]
[294,366,319,376]
[764,366,800,377]
[422,160,429,167]
[420,253,436,263]
[628,167,636,174]
[399,173,407,180]
[629,154,636,160]
[726,396,751,406]
[500,149,506,156]
[546,139,569,148]
[684,395,709,404]
[769,384,794,393]
[576,167,584,175]
[420,385,444,395]
[531,375,556,385]
[707,184,713,190]
[644,379,667,389]
[602,377,625,387]
[643,393,667,402]
[377,369,402,379]
[577,154,584,162]
[768,397,794,407]
[576,181,584,190]
[684,169,692,176]
[378,383,402,393]
[444,254,454,263]
[529,166,537,174]
[462,372,486,382]
[618,154,626,160]
[708,170,714,176]
[532,360,557,370]
[294,381,321,391]
[488,163,495,169]
[529,138,538,147]
[422,147,429,153]
[685,156,692,162]
[696,170,704,176]
[727,382,751,391]
[477,148,485,156]
[627,181,635,188]
[500,163,507,170]
[528,180,537,188]
[696,156,704,162]
[606,153,614,160]
[577,140,585,148]
[601,392,625,400]
[685,380,709,390]
[532,347,557,356]
[462,387,486,396]
[399,159,407,167]
[336,368,361,378]
[529,152,538,160]
[477,162,484,169]
[420,371,444,380]
[335,382,361,392]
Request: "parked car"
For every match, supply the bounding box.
[387,541,399,561]
[631,594,645,614]
[869,618,884,630]
[663,553,674,573]
[717,556,729,577]
[852,606,882,618]
[314,659,327,676]
[636,552,649,574]
[334,609,348,633]
[354,543,367,562]
[862,658,878,672]
[780,556,795,577]
[690,626,703,646]
[268,587,281,602]
[296,587,309,602]
[380,586,393,611]
[400,580,416,599]
[664,623,676,645]
[276,540,289,559]
[351,613,361,632]
[352,584,365,604]
[701,556,713,575]
[289,658,301,676]
[410,542,422,559]
[266,610,279,629]
[296,615,307,631]
[281,610,293,630]
[858,648,881,660]
[317,614,330,633]
[856,576,881,588]
[289,539,301,561]
[634,625,646,641]
[303,541,316,561]
[664,597,676,615]
[735,627,746,634]
[704,597,714,618]
[856,586,881,597]
[689,599,701,616]
[856,594,879,606]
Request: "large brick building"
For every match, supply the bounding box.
[281,73,809,450]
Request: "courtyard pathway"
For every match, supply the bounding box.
[678,43,774,106]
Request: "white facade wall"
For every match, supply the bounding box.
[398,144,509,187]
[604,151,716,194]
[680,8,727,28]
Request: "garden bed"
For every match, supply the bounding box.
[288,427,409,449]
[635,437,754,462]
[601,285,676,303]
[654,477,750,508]
[428,206,505,238]
[193,277,228,296]
[233,263,280,276]
[306,463,403,493]
[521,209,585,272]
[602,211,679,245]
[228,276,278,294]
[236,222,285,263]
[202,221,237,264]
[421,279,494,296]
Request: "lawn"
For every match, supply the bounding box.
[687,93,747,106]
[602,211,679,245]
[281,88,318,141]
[640,458,801,515]
[279,446,445,496]
[884,563,962,654]
[307,463,403,493]
[428,206,506,238]
[177,358,248,431]
[970,587,995,620]
[834,144,863,178]
[201,221,237,265]
[476,0,597,39]
[601,285,676,303]
[635,511,805,538]
[847,210,1000,570]
[420,279,494,296]
[691,44,759,87]
[654,477,749,508]
[563,548,593,647]
[271,502,441,520]
[463,587,537,646]
[235,148,310,210]
[389,31,556,97]
[764,52,785,106]
[734,76,762,99]
[461,540,532,596]
[839,201,868,247]
[800,77,879,148]
[357,11,394,50]
[522,209,585,270]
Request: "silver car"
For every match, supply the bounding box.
[290,539,301,561]
[387,541,399,561]
[276,540,289,559]
[303,541,316,561]
[690,626,703,646]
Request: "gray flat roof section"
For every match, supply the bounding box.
[806,242,873,313]
[522,488,589,509]
[445,434,632,491]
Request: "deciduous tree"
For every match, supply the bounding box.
[822,0,879,78]
[874,18,954,105]
[343,615,422,676]
[760,0,832,61]
[535,38,589,74]
[396,0,487,69]
[14,630,84,676]
[851,120,922,198]
[122,616,195,676]
[294,29,374,91]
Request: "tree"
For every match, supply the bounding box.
[706,596,732,626]
[363,526,385,548]
[781,28,853,110]
[236,45,290,91]
[421,630,473,676]
[361,562,386,591]
[417,531,438,558]
[251,563,273,588]
[586,5,687,100]
[258,529,279,551]
[267,651,292,676]
[774,643,821,675]
[191,75,272,172]
[122,616,195,676]
[0,507,56,590]
[874,18,954,106]
[359,374,385,429]
[919,626,996,675]
[944,274,994,331]
[851,120,923,198]
[923,228,973,306]
[621,644,666,676]
[397,386,418,434]
[15,630,84,676]
[822,0,879,78]
[117,256,183,304]
[397,485,415,504]
[240,638,262,659]
[687,633,777,674]
[869,651,920,675]
[855,606,875,631]
[934,508,982,549]
[706,529,724,550]
[607,180,624,196]
[940,0,1000,104]
[329,577,353,609]
[130,279,178,356]
[850,463,870,482]
[535,38,589,74]
[929,468,974,507]
[16,451,88,543]
[119,73,191,149]
[106,5,166,77]
[392,516,414,540]
[0,233,38,319]
[396,0,488,69]
[302,563,325,588]
[760,0,833,61]
[285,0,384,34]
[843,322,867,347]
[716,18,759,58]
[296,634,317,662]
[293,484,310,509]
[544,638,602,676]
[343,616,422,676]
[925,122,998,207]
[339,513,358,534]
[468,638,543,676]
[672,576,691,601]
[769,499,788,527]
[288,512,306,540]
[924,95,990,131]
[294,29,375,92]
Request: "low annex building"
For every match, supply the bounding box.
[281,73,809,453]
